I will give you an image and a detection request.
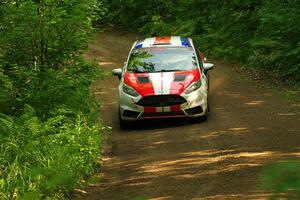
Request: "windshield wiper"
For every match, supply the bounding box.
[128,69,145,73]
[157,69,183,72]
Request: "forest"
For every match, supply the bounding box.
[1,0,299,199]
[106,0,300,85]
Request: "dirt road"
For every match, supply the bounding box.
[76,32,300,200]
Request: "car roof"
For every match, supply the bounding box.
[134,36,192,49]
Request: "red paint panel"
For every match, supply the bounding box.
[144,107,157,113]
[170,68,201,95]
[124,72,155,97]
[170,105,181,112]
[124,72,156,113]
[155,36,171,44]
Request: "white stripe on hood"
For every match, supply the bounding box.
[149,72,175,95]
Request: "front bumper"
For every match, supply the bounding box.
[119,85,208,121]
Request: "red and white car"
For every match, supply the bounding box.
[112,36,214,127]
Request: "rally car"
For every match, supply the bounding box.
[112,36,214,128]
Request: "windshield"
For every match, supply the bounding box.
[127,47,198,73]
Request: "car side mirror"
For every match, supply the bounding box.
[112,68,122,80]
[203,63,214,71]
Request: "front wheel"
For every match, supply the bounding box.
[199,112,208,121]
[200,101,209,122]
[119,109,131,130]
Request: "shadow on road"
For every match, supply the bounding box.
[119,117,208,132]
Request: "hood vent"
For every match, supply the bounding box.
[174,74,187,82]
[137,76,150,83]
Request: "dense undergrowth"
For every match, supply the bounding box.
[0,0,106,199]
[105,0,300,86]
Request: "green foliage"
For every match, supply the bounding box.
[0,0,106,199]
[0,106,101,199]
[281,90,297,102]
[0,0,104,115]
[249,0,300,81]
[262,161,300,199]
[104,0,174,35]
[138,15,171,37]
[0,68,13,113]
[1,0,102,67]
[105,0,300,84]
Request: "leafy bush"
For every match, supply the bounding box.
[0,0,106,199]
[0,106,102,199]
[0,0,104,115]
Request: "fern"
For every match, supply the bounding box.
[0,105,103,199]
[0,113,14,137]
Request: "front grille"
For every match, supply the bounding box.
[141,111,185,118]
[137,95,187,107]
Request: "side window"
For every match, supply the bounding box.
[195,47,204,72]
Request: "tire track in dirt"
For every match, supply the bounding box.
[75,32,300,200]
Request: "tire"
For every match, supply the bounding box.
[200,101,209,122]
[119,109,130,130]
[200,112,208,122]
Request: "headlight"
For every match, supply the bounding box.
[122,83,140,97]
[184,80,202,94]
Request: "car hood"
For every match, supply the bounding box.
[124,68,201,97]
